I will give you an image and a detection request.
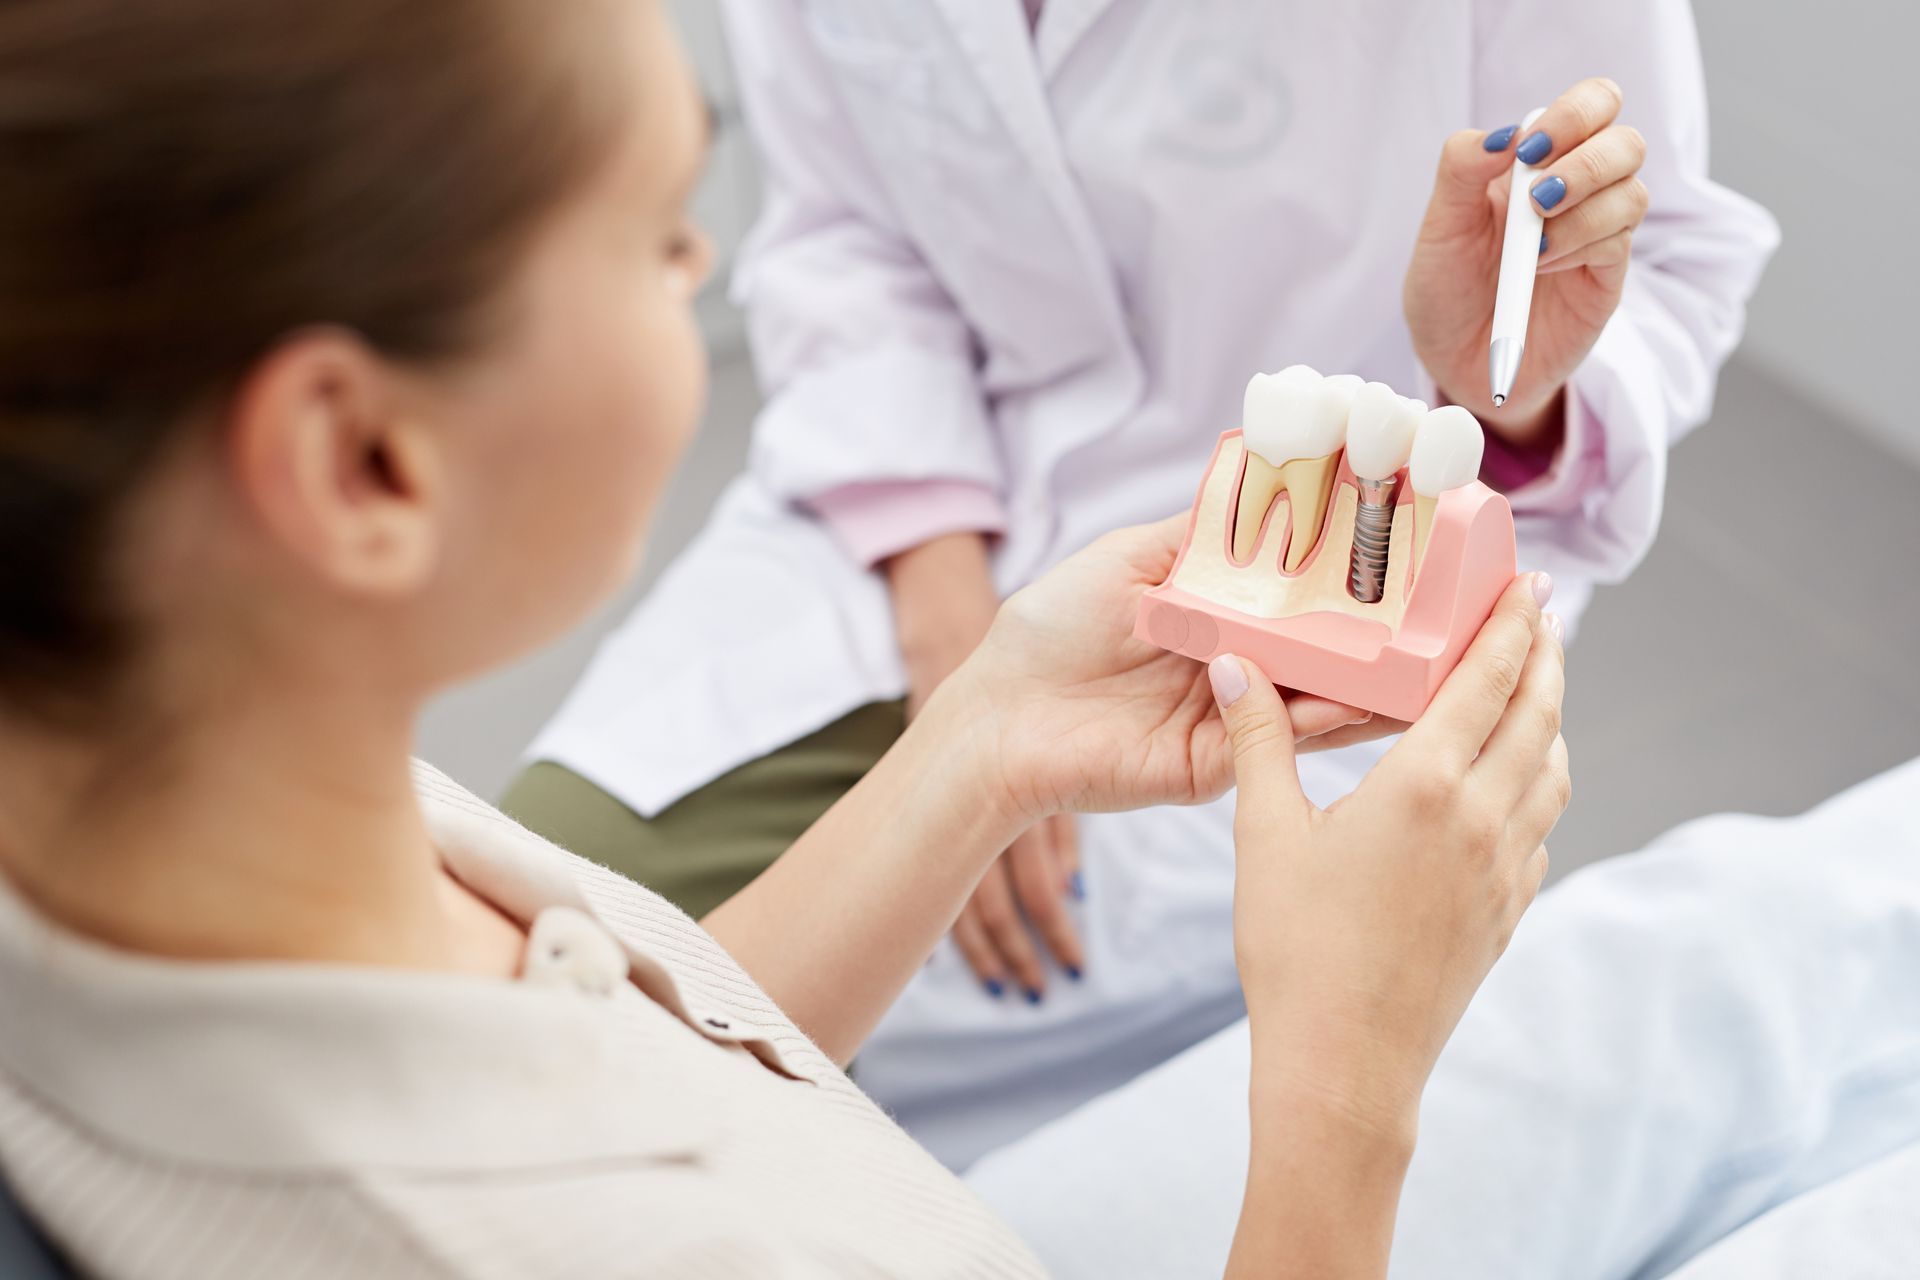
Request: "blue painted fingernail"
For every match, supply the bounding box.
[1531,176,1567,210]
[1024,988,1043,1005]
[1516,131,1552,165]
[1069,871,1086,901]
[1484,124,1518,151]
[1539,232,1548,254]
[1066,965,1083,982]
[984,979,1005,998]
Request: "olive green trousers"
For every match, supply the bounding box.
[500,701,907,920]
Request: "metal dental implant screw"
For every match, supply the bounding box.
[1348,477,1397,603]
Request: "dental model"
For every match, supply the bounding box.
[1409,404,1487,580]
[1343,383,1423,603]
[1135,375,1516,721]
[1235,366,1350,570]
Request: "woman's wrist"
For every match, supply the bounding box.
[899,664,1031,854]
[1230,1067,1417,1279]
[1247,1017,1424,1156]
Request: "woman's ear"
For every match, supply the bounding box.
[226,328,444,598]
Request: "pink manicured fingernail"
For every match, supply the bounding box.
[1208,655,1249,709]
[1531,572,1555,607]
[1546,613,1566,643]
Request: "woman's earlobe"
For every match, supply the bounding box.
[348,420,444,594]
[227,330,443,597]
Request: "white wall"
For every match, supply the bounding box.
[1691,0,1920,466]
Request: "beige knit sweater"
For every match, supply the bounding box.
[0,763,1046,1278]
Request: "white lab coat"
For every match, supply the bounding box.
[531,0,1777,1166]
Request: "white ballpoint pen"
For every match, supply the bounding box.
[1489,106,1548,408]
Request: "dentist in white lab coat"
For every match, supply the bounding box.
[523,0,1777,1168]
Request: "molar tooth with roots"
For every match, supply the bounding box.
[1234,365,1350,570]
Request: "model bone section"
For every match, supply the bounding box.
[1235,365,1350,570]
[1408,404,1487,574]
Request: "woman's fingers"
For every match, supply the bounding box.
[1403,573,1550,768]
[1539,176,1649,264]
[955,824,1085,998]
[1283,691,1374,742]
[1008,824,1084,980]
[1296,713,1405,755]
[1472,614,1566,806]
[1425,125,1529,232]
[1103,512,1192,584]
[1540,228,1635,281]
[1512,77,1625,172]
[970,858,1048,1000]
[1530,123,1647,217]
[1499,843,1553,944]
[950,904,1009,996]
[1508,734,1573,855]
[1208,655,1312,827]
[1050,814,1084,904]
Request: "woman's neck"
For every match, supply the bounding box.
[0,680,523,974]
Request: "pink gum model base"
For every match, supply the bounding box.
[1135,430,1518,723]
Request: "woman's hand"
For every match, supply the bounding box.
[1214,574,1568,1280]
[1405,77,1648,448]
[887,533,1086,1001]
[947,516,1390,828]
[1217,573,1568,1136]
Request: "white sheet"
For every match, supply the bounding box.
[1666,1140,1920,1279]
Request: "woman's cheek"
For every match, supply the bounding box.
[639,292,709,464]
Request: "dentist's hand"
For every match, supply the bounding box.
[888,533,1085,1002]
[1405,77,1648,449]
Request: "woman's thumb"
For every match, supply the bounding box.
[1208,655,1309,814]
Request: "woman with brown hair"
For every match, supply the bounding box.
[0,0,1568,1275]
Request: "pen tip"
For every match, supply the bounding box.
[1492,394,1506,407]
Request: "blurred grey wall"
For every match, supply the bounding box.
[674,0,754,356]
[1691,0,1919,466]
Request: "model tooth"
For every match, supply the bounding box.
[1280,365,1350,459]
[1240,371,1289,468]
[1323,373,1364,425]
[1408,404,1486,574]
[1237,367,1351,567]
[1344,382,1422,481]
[1235,373,1286,560]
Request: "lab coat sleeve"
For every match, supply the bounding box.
[717,1,1007,562]
[806,479,1007,567]
[1471,0,1779,582]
